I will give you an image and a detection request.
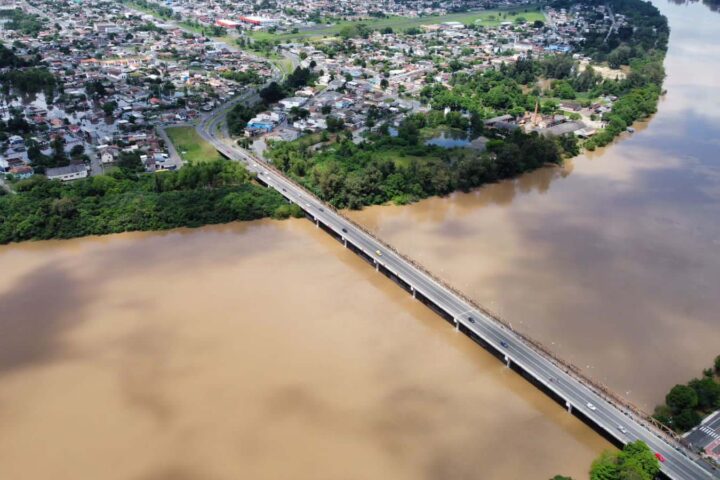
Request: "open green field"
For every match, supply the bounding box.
[165,126,224,164]
[249,5,545,43]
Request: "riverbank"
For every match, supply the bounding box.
[0,160,301,245]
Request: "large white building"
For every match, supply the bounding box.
[46,164,89,182]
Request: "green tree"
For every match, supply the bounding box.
[617,441,660,480]
[689,377,720,411]
[102,100,117,117]
[666,384,698,414]
[259,81,285,104]
[591,451,618,480]
[326,116,345,133]
[673,408,701,431]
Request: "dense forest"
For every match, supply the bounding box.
[0,160,300,244]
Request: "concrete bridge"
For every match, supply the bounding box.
[196,106,719,480]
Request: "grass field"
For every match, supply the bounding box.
[249,5,545,43]
[165,126,224,164]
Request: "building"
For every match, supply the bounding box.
[8,165,34,179]
[238,16,278,27]
[216,19,242,29]
[46,164,89,182]
[246,121,275,133]
[279,97,307,110]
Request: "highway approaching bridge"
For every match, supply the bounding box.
[196,101,718,480]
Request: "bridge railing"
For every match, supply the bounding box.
[213,122,704,466]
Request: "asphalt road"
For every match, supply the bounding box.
[687,411,720,455]
[196,99,719,480]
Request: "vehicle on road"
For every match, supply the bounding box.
[586,402,597,411]
[342,228,347,233]
[655,453,666,463]
[500,340,509,348]
[375,250,382,256]
[468,316,476,323]
[617,425,628,434]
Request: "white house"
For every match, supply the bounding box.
[46,164,89,182]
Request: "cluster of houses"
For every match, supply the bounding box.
[154,0,537,32]
[238,8,621,142]
[0,0,272,181]
[0,0,631,184]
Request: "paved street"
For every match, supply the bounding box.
[687,412,720,462]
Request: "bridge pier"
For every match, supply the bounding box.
[565,401,572,413]
[454,318,459,331]
[315,219,319,228]
[411,287,416,299]
[343,238,347,248]
[375,261,379,271]
[504,355,511,367]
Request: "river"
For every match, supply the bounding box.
[349,0,720,409]
[0,1,716,478]
[0,221,609,480]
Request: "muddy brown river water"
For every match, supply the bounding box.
[0,222,609,480]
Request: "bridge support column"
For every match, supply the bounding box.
[375,261,379,272]
[343,238,347,248]
[454,319,459,331]
[504,355,511,367]
[411,287,416,299]
[565,401,572,413]
[315,219,319,228]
